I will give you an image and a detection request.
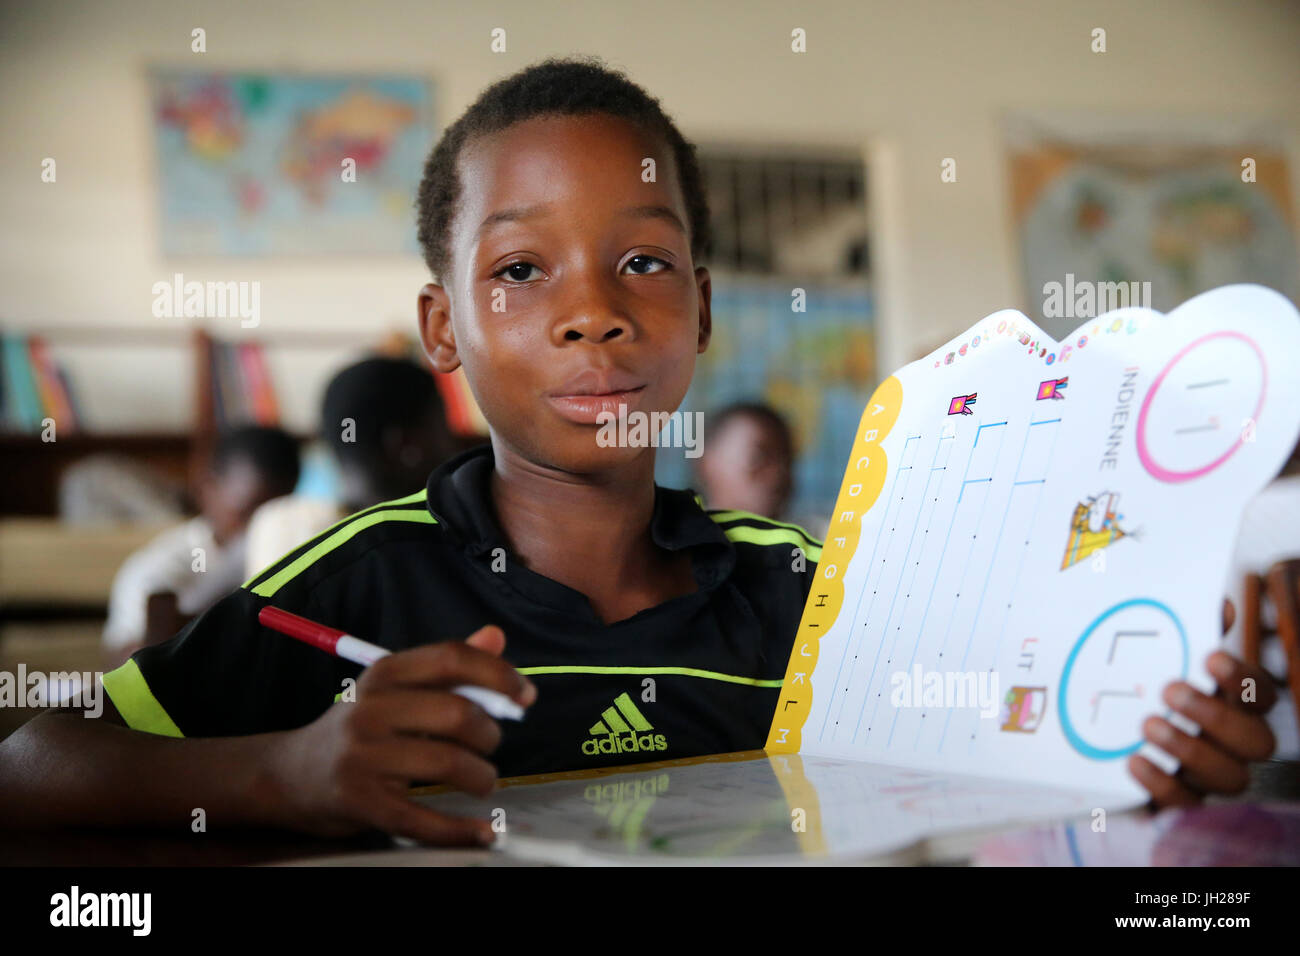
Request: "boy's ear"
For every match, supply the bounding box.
[695,266,713,354]
[417,283,461,374]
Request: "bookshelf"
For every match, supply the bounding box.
[0,431,195,516]
[0,324,425,517]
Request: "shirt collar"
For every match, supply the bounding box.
[423,444,736,601]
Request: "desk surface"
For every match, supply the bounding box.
[5,758,1298,867]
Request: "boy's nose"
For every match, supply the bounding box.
[552,279,635,343]
[559,313,629,342]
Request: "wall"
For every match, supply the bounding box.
[1,0,1297,430]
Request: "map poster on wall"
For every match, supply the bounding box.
[149,70,434,256]
[1007,122,1298,340]
[654,276,875,528]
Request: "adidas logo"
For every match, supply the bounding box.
[581,692,668,756]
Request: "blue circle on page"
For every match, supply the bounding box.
[1057,598,1187,760]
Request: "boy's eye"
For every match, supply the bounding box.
[494,262,541,283]
[492,255,671,282]
[625,254,670,275]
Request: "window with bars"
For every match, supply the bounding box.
[656,147,876,526]
[699,151,869,277]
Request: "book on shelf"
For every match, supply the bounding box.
[206,337,280,431]
[1,332,80,433]
[238,341,279,425]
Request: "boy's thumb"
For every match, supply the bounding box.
[464,624,506,655]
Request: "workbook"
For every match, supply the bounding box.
[411,284,1300,864]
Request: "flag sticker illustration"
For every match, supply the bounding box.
[1037,377,1069,401]
[948,393,977,415]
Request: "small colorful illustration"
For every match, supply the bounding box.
[1017,636,1038,672]
[1000,686,1048,733]
[1061,491,1130,570]
[948,393,977,416]
[1036,377,1068,401]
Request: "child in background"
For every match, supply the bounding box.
[3,57,1278,845]
[695,402,829,539]
[696,403,794,519]
[694,401,834,537]
[102,425,300,665]
[243,356,458,578]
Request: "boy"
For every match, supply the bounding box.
[693,401,837,538]
[242,355,457,576]
[102,425,301,666]
[0,57,1277,847]
[696,402,796,521]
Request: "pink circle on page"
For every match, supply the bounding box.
[1135,330,1267,483]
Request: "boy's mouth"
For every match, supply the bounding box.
[547,369,648,425]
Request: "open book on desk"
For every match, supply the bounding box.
[413,285,1300,865]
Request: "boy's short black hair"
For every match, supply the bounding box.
[210,425,301,491]
[706,402,796,460]
[416,55,712,284]
[320,356,447,465]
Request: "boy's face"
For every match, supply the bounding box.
[418,113,711,474]
[698,414,793,519]
[197,457,283,546]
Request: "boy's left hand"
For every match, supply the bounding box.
[1128,626,1278,807]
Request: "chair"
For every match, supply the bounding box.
[1266,560,1300,728]
[1241,559,1300,740]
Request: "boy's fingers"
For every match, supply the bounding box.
[1161,681,1276,761]
[1127,754,1200,809]
[364,736,499,797]
[464,624,507,655]
[1221,598,1235,635]
[354,689,503,754]
[364,639,534,704]
[366,789,494,848]
[1205,651,1278,714]
[1141,716,1250,795]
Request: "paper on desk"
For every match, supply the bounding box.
[414,752,1134,865]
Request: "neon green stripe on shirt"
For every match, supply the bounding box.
[241,489,430,589]
[708,509,823,546]
[249,507,438,598]
[101,658,184,737]
[516,665,785,688]
[720,524,822,562]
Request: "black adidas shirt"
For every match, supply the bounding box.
[102,445,821,776]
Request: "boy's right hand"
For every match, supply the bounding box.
[267,625,535,846]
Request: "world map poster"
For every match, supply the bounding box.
[1008,136,1298,340]
[149,71,434,255]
